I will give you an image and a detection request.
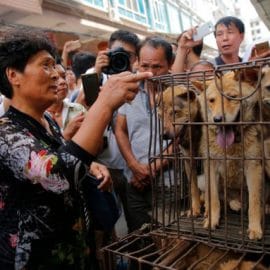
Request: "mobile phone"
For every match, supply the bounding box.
[255,41,269,54]
[193,21,214,41]
[81,73,100,106]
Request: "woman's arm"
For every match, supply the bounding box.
[71,72,152,156]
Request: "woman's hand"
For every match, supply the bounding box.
[63,112,85,140]
[89,161,112,191]
[71,71,152,156]
[98,71,153,112]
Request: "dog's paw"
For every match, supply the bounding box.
[247,226,262,240]
[229,199,241,212]
[203,217,219,230]
[187,203,201,217]
[187,208,200,217]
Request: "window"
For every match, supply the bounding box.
[181,11,191,31]
[152,0,167,31]
[78,0,105,8]
[118,0,145,12]
[167,3,181,33]
[118,0,147,24]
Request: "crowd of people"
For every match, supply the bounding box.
[0,15,270,270]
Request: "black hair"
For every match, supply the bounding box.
[71,51,96,80]
[109,30,140,55]
[139,36,173,64]
[0,27,57,98]
[55,53,63,65]
[214,16,245,37]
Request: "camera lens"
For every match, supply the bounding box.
[110,52,129,73]
[102,47,131,75]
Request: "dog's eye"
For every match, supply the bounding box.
[266,86,270,92]
[209,98,215,103]
[228,95,238,99]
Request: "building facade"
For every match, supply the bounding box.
[0,0,268,57]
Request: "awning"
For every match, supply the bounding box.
[0,0,42,14]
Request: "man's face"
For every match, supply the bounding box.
[110,40,137,69]
[215,23,244,57]
[138,45,171,76]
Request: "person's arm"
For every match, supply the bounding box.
[171,28,203,73]
[114,113,150,186]
[71,72,152,157]
[61,40,81,68]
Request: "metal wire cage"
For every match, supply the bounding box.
[102,59,270,269]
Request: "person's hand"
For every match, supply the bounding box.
[63,112,85,140]
[249,47,270,61]
[94,50,110,75]
[130,176,148,191]
[89,161,112,191]
[97,71,153,112]
[61,40,82,67]
[63,40,81,54]
[177,27,203,50]
[129,161,150,181]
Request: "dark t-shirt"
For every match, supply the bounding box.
[214,55,242,65]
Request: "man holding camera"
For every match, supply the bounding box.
[83,30,140,237]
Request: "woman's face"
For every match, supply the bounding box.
[55,64,68,102]
[65,69,76,88]
[12,50,59,110]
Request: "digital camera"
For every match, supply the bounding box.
[102,47,131,75]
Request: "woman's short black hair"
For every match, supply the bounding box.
[0,27,57,98]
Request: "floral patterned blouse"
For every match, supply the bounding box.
[0,106,94,270]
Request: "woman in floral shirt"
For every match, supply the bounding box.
[0,28,152,270]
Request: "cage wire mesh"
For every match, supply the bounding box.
[102,59,270,269]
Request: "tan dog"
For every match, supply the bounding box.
[194,70,263,240]
[157,85,202,217]
[261,65,270,177]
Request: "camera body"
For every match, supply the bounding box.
[102,47,131,75]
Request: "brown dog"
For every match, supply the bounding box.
[157,85,202,217]
[194,69,263,240]
[261,65,270,177]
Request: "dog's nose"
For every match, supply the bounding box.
[213,116,223,122]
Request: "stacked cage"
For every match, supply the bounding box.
[102,59,270,269]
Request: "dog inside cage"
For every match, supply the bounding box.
[102,60,270,270]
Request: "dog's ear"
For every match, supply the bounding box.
[191,80,211,92]
[234,68,260,85]
[177,90,196,102]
